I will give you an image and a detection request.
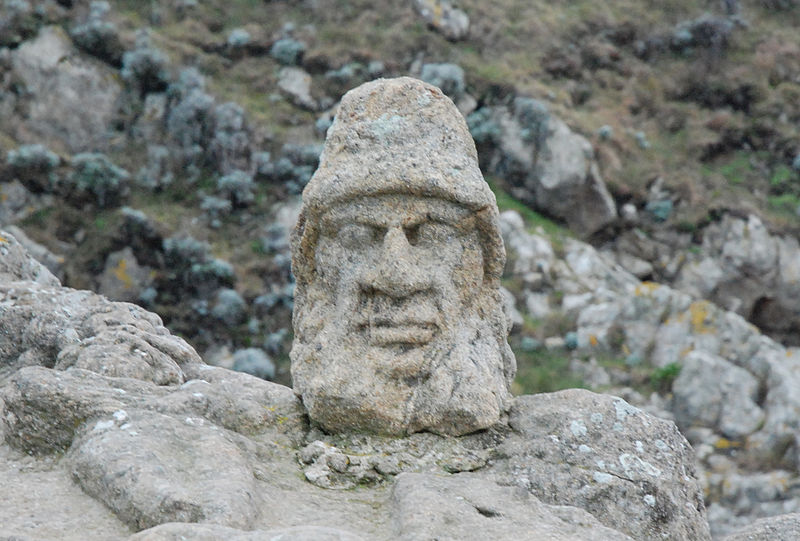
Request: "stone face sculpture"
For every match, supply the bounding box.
[290,77,516,436]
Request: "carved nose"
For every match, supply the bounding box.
[365,226,429,298]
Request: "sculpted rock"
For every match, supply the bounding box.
[291,77,515,437]
[0,82,711,540]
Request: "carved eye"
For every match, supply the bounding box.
[406,221,455,247]
[337,223,383,248]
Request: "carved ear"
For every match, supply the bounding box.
[474,206,506,284]
[290,208,315,287]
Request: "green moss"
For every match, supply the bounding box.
[650,362,681,393]
[487,177,570,247]
[511,348,587,395]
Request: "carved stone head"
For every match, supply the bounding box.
[290,77,515,436]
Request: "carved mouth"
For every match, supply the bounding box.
[367,321,438,345]
[356,290,441,346]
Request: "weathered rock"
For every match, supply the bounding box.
[0,282,192,384]
[413,0,470,40]
[9,26,121,153]
[475,101,617,236]
[493,389,711,540]
[130,523,366,541]
[278,66,318,111]
[0,229,60,286]
[721,512,800,540]
[391,472,634,540]
[2,225,64,281]
[291,77,514,437]
[672,350,764,439]
[68,409,261,530]
[97,247,154,303]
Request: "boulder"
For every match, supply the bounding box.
[474,101,617,236]
[721,513,800,540]
[413,0,469,40]
[10,26,121,153]
[390,472,633,540]
[493,389,711,540]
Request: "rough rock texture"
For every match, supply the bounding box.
[477,100,617,236]
[291,77,515,437]
[674,213,800,345]
[413,0,470,41]
[9,26,121,153]
[390,472,634,540]
[0,228,710,540]
[130,523,366,541]
[493,389,709,540]
[721,513,800,540]
[497,209,800,535]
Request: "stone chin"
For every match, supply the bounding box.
[290,294,511,437]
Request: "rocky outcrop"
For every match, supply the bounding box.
[0,230,710,539]
[8,26,121,153]
[498,209,800,536]
[471,100,617,236]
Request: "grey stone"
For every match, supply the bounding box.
[672,351,764,439]
[391,472,634,540]
[481,103,617,236]
[291,77,514,437]
[2,225,64,282]
[68,409,261,530]
[721,512,800,541]
[97,247,154,303]
[277,67,318,111]
[494,389,711,540]
[10,26,120,152]
[413,0,470,40]
[130,523,365,541]
[0,229,60,286]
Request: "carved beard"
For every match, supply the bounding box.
[290,277,513,436]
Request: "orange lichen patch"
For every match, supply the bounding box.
[0,233,8,244]
[1,191,7,203]
[113,259,134,289]
[679,345,694,358]
[589,334,599,347]
[634,281,660,296]
[714,438,742,450]
[689,301,715,334]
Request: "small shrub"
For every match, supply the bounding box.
[420,63,466,100]
[466,108,501,145]
[0,0,39,48]
[210,102,250,174]
[211,287,246,325]
[70,1,124,66]
[269,38,306,65]
[121,31,170,97]
[227,28,251,48]
[514,98,550,148]
[166,69,215,160]
[6,144,60,192]
[216,170,255,207]
[232,347,275,380]
[68,152,130,208]
[136,145,173,190]
[650,362,681,393]
[200,195,232,228]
